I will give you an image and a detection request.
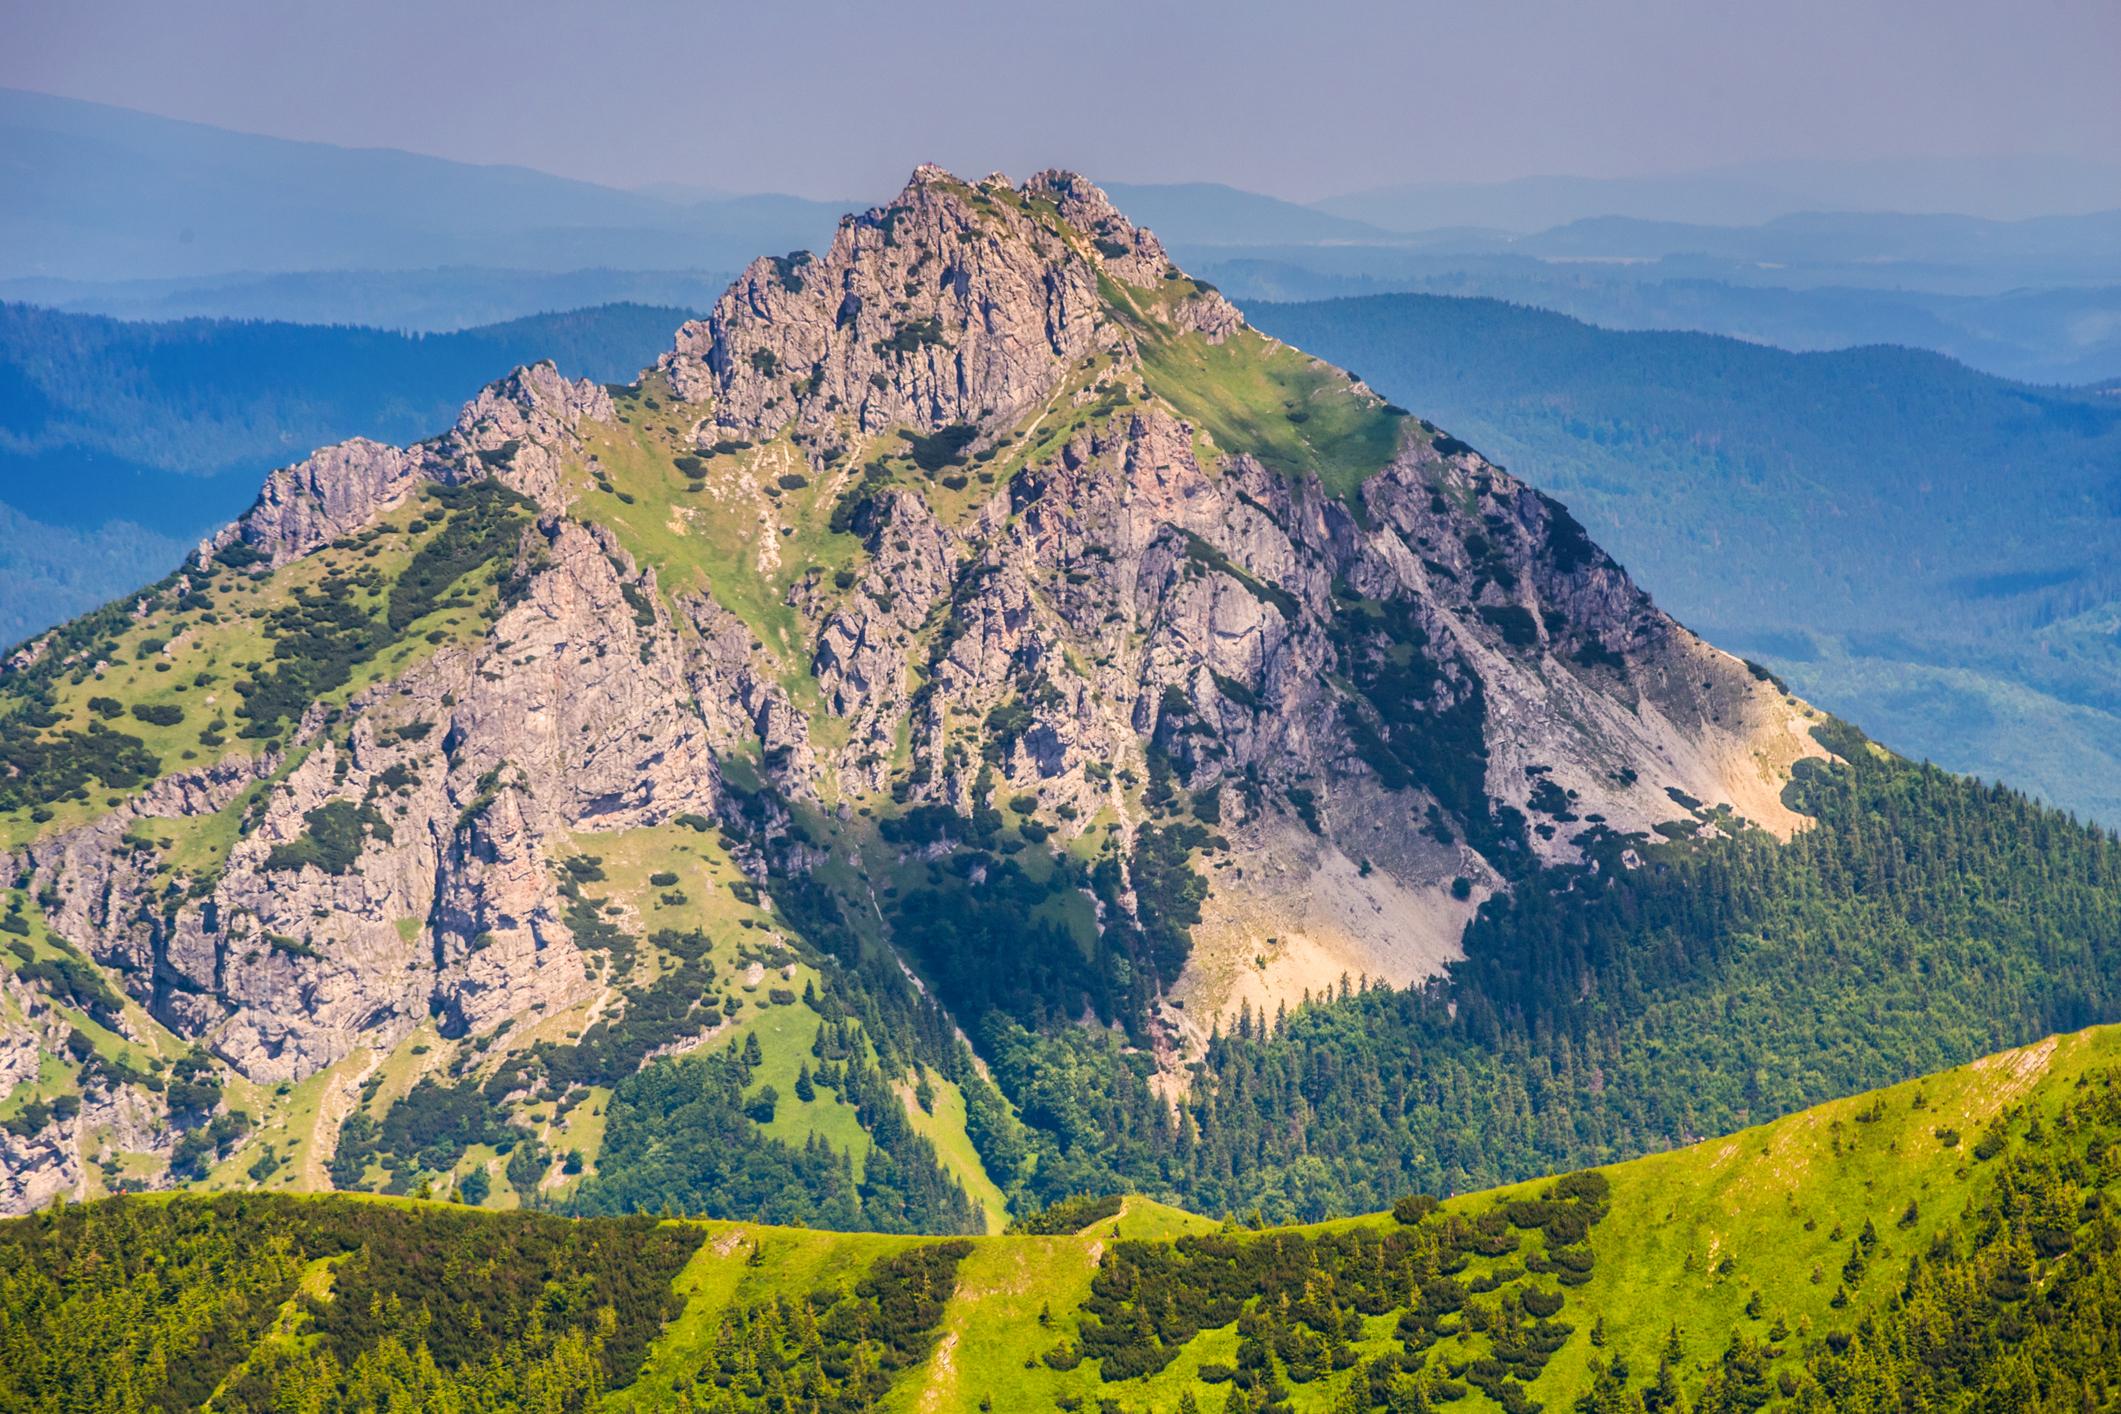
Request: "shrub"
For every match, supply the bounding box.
[264,800,376,875]
[1394,1192,1441,1224]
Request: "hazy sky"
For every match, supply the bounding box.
[6,0,2117,200]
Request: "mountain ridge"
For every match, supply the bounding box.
[0,85,848,281]
[3,168,2116,1257]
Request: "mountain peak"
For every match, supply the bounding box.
[0,155,1827,1221]
[660,166,1197,442]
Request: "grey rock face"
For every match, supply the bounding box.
[21,514,734,1084]
[662,166,1178,445]
[810,388,1815,1015]
[437,363,618,508]
[0,972,171,1211]
[807,486,964,793]
[207,438,423,569]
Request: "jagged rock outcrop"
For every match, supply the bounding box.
[0,971,171,1211]
[806,486,964,791]
[201,361,612,567]
[662,166,1175,443]
[20,514,737,1082]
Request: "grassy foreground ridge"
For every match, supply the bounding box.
[7,1023,2121,1412]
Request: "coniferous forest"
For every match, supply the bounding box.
[767,720,2121,1223]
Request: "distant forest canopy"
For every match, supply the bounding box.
[1249,294,2121,825]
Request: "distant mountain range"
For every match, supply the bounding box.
[1251,294,2121,824]
[0,87,846,281]
[1189,252,2121,385]
[1316,153,2121,231]
[0,267,737,334]
[1101,181,1404,246]
[8,86,2118,388]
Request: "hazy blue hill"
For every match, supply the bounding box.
[1250,293,2121,822]
[1314,153,2121,231]
[1513,207,2121,283]
[0,87,845,281]
[1101,180,1402,246]
[1190,252,2121,383]
[0,301,692,644]
[1158,203,2121,384]
[0,266,739,333]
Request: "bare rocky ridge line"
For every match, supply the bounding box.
[0,166,1820,1210]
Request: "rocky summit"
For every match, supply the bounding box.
[0,168,1822,1216]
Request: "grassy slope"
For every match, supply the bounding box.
[0,485,516,847]
[1109,273,1408,503]
[595,1022,2116,1411]
[1512,1021,2101,1398]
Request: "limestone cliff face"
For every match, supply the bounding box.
[20,518,733,1084]
[0,167,1820,1209]
[804,396,1815,1040]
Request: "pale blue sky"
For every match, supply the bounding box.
[5,0,2116,201]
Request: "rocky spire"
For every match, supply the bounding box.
[659,166,1209,441]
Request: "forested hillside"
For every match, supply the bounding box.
[1248,294,2121,825]
[893,719,2121,1218]
[6,1024,2119,1412]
